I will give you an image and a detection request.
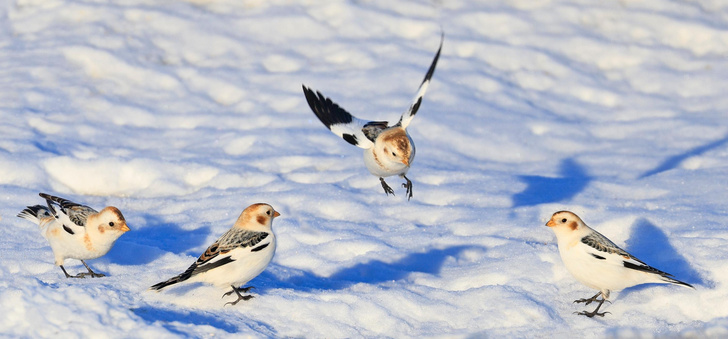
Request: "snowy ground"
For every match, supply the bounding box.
[1,0,728,337]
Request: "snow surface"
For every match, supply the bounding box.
[1,0,728,337]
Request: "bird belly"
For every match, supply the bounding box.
[363,149,408,178]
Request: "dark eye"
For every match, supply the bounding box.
[561,218,567,223]
[109,222,115,227]
[392,151,397,156]
[266,210,271,215]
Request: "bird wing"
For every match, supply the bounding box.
[187,229,271,277]
[302,85,384,149]
[39,193,98,227]
[580,231,674,277]
[396,33,443,129]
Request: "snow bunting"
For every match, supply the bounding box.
[17,193,130,278]
[546,211,693,317]
[302,34,443,200]
[150,203,280,306]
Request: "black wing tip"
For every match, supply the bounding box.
[301,84,354,128]
[17,205,45,219]
[420,33,444,86]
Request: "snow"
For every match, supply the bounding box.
[1,0,727,337]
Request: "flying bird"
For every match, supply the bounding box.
[545,210,693,317]
[17,193,130,278]
[150,203,280,306]
[302,34,443,200]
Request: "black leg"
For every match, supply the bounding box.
[380,178,395,196]
[223,285,255,306]
[401,175,413,201]
[574,292,611,317]
[60,265,73,278]
[77,260,105,278]
[573,291,602,305]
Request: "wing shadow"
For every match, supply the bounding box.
[511,158,591,208]
[130,306,276,335]
[638,134,728,179]
[104,213,210,266]
[255,245,483,292]
[621,218,708,296]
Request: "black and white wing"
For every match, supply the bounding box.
[302,85,386,149]
[150,228,271,291]
[396,33,443,129]
[580,230,693,287]
[39,193,98,227]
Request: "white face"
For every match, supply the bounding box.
[378,129,412,166]
[246,203,280,228]
[546,211,581,231]
[94,207,131,234]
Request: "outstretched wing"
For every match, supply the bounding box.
[302,85,385,149]
[396,33,443,129]
[39,193,98,227]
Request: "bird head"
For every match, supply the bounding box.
[378,128,412,166]
[546,210,585,238]
[237,203,280,230]
[93,206,131,235]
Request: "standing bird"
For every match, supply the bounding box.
[545,211,693,317]
[302,34,443,200]
[17,193,131,278]
[150,203,280,306]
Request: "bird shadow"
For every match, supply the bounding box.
[255,245,483,293]
[104,213,211,266]
[511,158,591,208]
[620,218,708,296]
[638,134,728,179]
[130,306,276,336]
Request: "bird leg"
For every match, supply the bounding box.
[223,285,255,306]
[401,175,413,200]
[574,292,611,317]
[573,291,603,305]
[380,178,395,196]
[59,262,104,278]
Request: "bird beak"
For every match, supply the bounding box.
[545,219,555,227]
[121,223,131,232]
[402,158,409,166]
[273,211,281,218]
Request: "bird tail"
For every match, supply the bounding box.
[149,263,196,291]
[661,275,694,289]
[17,205,52,226]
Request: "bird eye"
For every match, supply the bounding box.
[109,222,115,226]
[561,218,567,223]
[266,210,271,216]
[392,152,397,156]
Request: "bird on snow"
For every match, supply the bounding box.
[301,34,443,200]
[545,210,693,317]
[150,203,280,306]
[17,193,131,278]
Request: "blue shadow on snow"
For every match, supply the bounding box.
[104,213,211,266]
[638,134,728,179]
[131,306,277,335]
[257,245,483,292]
[620,218,707,296]
[511,158,591,208]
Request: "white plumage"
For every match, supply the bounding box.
[546,210,693,317]
[150,203,279,306]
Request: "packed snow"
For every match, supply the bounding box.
[1,0,728,337]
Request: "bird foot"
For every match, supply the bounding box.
[574,310,610,318]
[380,178,395,196]
[223,286,256,306]
[401,175,413,201]
[573,292,603,305]
[73,271,106,279]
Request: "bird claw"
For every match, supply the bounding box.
[401,175,413,201]
[574,310,610,318]
[380,178,395,196]
[222,286,256,306]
